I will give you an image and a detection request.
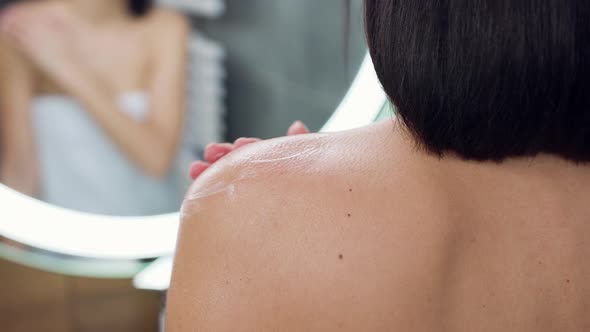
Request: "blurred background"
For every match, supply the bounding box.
[0,0,367,331]
[198,0,366,139]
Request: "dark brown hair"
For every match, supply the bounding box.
[365,0,590,162]
[128,0,153,16]
[0,0,153,16]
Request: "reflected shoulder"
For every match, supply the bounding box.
[143,7,190,56]
[146,7,190,33]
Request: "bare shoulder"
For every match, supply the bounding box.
[143,7,190,36]
[168,133,357,330]
[181,120,407,204]
[176,132,340,253]
[139,7,189,61]
[184,132,335,205]
[167,124,450,331]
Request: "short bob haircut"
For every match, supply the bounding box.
[129,0,154,16]
[365,0,590,162]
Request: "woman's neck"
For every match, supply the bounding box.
[64,0,129,25]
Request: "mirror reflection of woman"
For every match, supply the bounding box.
[0,0,189,215]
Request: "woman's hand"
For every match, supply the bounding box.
[189,121,310,180]
[0,3,84,89]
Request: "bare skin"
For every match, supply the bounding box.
[167,119,590,331]
[0,0,188,195]
[189,121,310,180]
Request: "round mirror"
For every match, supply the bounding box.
[0,0,385,278]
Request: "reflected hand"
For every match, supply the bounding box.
[190,121,310,180]
[0,3,82,87]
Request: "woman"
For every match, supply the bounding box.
[168,0,590,330]
[0,0,188,215]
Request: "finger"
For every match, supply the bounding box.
[189,161,211,180]
[204,143,234,163]
[287,121,310,136]
[234,137,261,149]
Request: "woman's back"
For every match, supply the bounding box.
[362,123,590,331]
[168,120,590,331]
[168,0,590,329]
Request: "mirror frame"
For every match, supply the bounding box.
[0,52,386,278]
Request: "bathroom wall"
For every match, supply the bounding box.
[196,0,367,139]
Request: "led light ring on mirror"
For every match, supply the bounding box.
[322,53,388,133]
[0,240,151,278]
[0,186,179,260]
[0,53,386,276]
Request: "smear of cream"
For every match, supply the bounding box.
[182,143,325,209]
[246,150,310,164]
[185,180,239,201]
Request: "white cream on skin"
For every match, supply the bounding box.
[180,136,328,217]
